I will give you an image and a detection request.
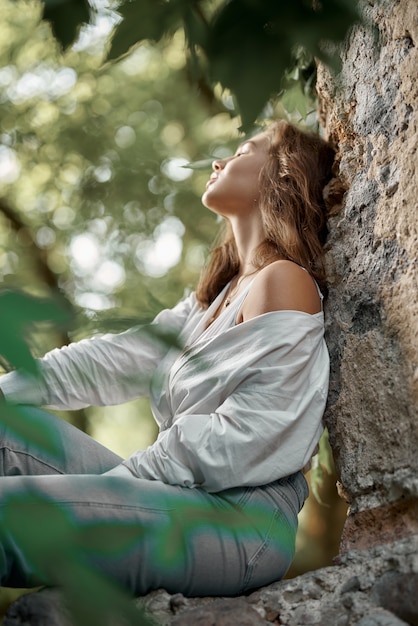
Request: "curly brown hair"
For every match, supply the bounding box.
[195,120,335,308]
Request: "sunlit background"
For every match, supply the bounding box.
[0,0,347,612]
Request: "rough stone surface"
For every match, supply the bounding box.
[137,537,418,625]
[5,537,418,625]
[317,0,418,546]
[3,588,72,626]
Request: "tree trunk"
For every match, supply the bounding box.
[317,0,418,553]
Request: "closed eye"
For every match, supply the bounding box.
[235,141,254,157]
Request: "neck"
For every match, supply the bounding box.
[229,213,265,276]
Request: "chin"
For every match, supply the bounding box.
[201,191,215,211]
[201,201,222,219]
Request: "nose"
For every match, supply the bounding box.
[212,158,225,171]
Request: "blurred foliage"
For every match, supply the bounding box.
[0,0,352,621]
[1,491,153,625]
[40,0,361,130]
[288,445,348,578]
[0,2,224,324]
[0,0,336,355]
[310,428,334,506]
[0,289,71,374]
[1,402,61,458]
[43,0,90,49]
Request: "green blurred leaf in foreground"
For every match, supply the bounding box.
[0,290,72,375]
[38,0,361,129]
[42,0,91,49]
[203,0,360,130]
[0,403,61,458]
[107,0,182,61]
[1,492,152,625]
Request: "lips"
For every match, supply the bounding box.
[206,174,218,189]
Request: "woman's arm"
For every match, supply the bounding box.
[0,293,194,410]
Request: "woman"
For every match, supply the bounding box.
[0,121,334,596]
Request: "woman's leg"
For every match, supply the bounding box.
[0,405,122,476]
[0,470,308,596]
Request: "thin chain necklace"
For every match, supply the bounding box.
[223,270,257,308]
[204,268,258,330]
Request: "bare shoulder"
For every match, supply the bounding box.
[240,260,322,321]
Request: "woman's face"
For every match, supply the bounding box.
[201,132,270,217]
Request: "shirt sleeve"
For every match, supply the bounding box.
[122,314,329,492]
[0,293,194,410]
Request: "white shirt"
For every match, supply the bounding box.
[0,282,329,492]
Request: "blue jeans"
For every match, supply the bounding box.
[0,407,308,597]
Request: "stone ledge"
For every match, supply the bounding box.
[4,536,418,626]
[340,498,418,553]
[139,535,418,625]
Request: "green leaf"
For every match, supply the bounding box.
[309,461,329,507]
[0,290,72,375]
[3,494,76,569]
[317,427,334,475]
[0,403,61,458]
[182,2,210,76]
[181,157,214,170]
[107,0,183,62]
[203,0,361,129]
[0,331,37,377]
[76,522,145,555]
[204,0,295,130]
[281,81,309,119]
[2,493,152,625]
[145,324,183,351]
[42,0,91,50]
[309,429,334,506]
[103,0,362,128]
[63,568,151,626]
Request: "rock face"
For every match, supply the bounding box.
[136,537,418,626]
[5,537,418,625]
[4,0,418,624]
[317,0,418,552]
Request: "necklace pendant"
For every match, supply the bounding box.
[224,298,231,307]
